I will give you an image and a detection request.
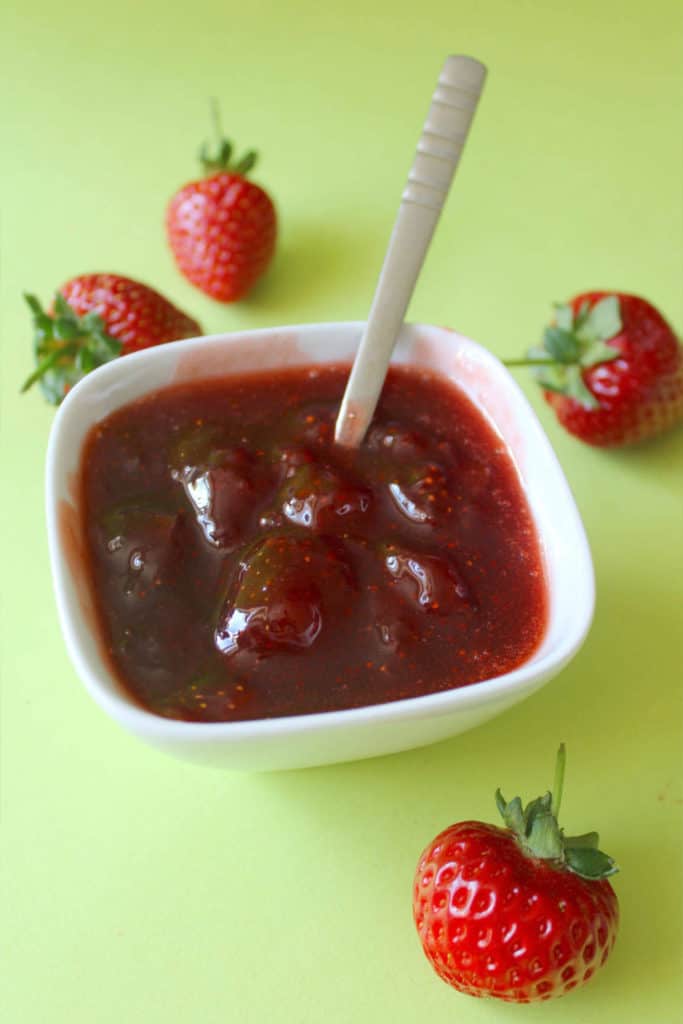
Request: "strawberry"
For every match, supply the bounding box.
[22,273,202,405]
[508,291,683,446]
[166,105,277,302]
[413,746,619,1003]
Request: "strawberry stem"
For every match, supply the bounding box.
[495,745,618,880]
[20,345,73,393]
[22,291,121,405]
[199,100,259,177]
[552,742,566,818]
[505,296,623,410]
[210,96,223,150]
[504,357,561,368]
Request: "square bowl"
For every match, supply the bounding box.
[46,322,594,771]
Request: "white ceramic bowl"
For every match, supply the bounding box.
[46,322,594,771]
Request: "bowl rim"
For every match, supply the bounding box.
[46,320,595,743]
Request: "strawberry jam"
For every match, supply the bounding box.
[80,365,547,722]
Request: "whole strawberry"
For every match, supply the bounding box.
[166,106,277,302]
[509,292,683,446]
[413,746,619,1003]
[22,273,202,405]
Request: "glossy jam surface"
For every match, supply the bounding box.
[80,365,547,721]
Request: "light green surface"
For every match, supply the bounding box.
[1,1,682,1020]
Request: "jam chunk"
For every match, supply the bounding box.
[215,535,356,657]
[276,461,373,535]
[178,445,274,548]
[98,505,183,600]
[383,545,473,615]
[92,505,208,679]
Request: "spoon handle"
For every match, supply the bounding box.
[334,54,486,448]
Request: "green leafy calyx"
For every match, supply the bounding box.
[506,295,623,409]
[495,744,618,881]
[21,292,121,405]
[199,98,258,177]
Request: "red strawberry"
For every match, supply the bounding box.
[413,746,619,1003]
[509,291,683,446]
[22,273,202,405]
[166,107,277,302]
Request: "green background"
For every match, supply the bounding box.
[1,1,682,1021]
